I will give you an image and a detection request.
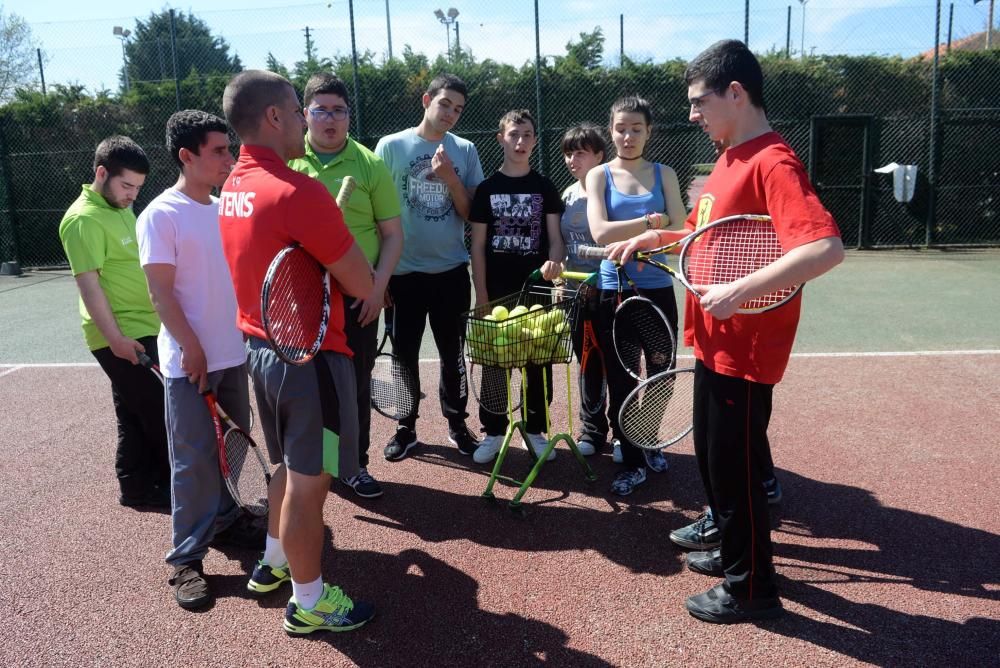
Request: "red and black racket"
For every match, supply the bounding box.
[137,352,271,516]
[579,213,800,314]
[260,176,356,365]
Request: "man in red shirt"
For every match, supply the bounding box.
[607,40,844,623]
[218,70,375,635]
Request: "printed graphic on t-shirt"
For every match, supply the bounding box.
[403,154,457,221]
[563,207,590,258]
[696,194,715,228]
[490,192,542,255]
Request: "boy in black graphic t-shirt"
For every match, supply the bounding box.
[469,109,565,465]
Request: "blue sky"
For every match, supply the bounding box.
[8,0,996,93]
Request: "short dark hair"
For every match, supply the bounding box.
[684,39,766,111]
[609,95,653,127]
[165,110,229,169]
[426,73,468,101]
[223,69,295,139]
[561,123,607,157]
[93,136,150,177]
[303,72,350,107]
[498,109,536,134]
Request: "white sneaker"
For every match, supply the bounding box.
[473,434,504,464]
[524,433,556,461]
[612,440,623,464]
[643,449,669,473]
[575,439,596,456]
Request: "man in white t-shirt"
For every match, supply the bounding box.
[136,110,265,610]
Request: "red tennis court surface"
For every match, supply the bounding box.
[2,354,998,667]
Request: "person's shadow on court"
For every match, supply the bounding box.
[762,470,1000,665]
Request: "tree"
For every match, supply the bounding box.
[124,10,242,89]
[564,27,605,70]
[1,6,42,103]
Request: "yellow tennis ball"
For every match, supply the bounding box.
[491,305,509,321]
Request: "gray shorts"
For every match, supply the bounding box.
[246,336,359,479]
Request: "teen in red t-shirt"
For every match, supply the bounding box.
[606,41,844,624]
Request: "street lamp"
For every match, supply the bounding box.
[434,7,460,60]
[798,0,808,60]
[113,26,132,91]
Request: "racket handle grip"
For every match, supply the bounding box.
[136,351,153,368]
[577,245,609,260]
[527,268,542,281]
[336,175,356,209]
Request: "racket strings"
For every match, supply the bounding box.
[224,429,269,515]
[371,355,417,419]
[682,219,793,310]
[613,298,676,378]
[263,250,327,362]
[619,369,695,449]
[472,365,521,415]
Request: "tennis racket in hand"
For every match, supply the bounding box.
[579,214,800,314]
[611,264,677,381]
[137,352,271,516]
[618,366,695,450]
[260,176,357,365]
[370,306,419,420]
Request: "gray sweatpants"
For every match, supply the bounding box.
[164,365,250,567]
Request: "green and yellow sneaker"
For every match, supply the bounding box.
[283,583,375,635]
[247,560,291,596]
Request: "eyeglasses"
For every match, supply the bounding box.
[307,107,350,121]
[688,91,717,112]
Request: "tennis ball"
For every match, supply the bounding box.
[553,321,568,335]
[491,305,509,321]
[510,305,529,318]
[529,304,544,312]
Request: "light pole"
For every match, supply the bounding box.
[113,26,131,91]
[434,7,460,60]
[798,0,809,60]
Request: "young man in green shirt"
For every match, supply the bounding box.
[288,73,403,498]
[58,135,170,508]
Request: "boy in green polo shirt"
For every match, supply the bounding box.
[58,135,170,508]
[288,73,403,498]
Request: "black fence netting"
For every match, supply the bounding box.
[1,1,998,267]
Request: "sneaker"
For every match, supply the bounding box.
[473,434,504,464]
[283,583,375,635]
[686,548,723,576]
[247,560,291,596]
[612,439,623,464]
[170,562,211,609]
[669,509,721,550]
[341,467,383,498]
[575,433,604,457]
[213,510,267,549]
[763,476,783,505]
[643,449,669,473]
[448,423,480,456]
[610,467,647,496]
[120,484,171,509]
[383,427,418,462]
[524,433,556,461]
[685,582,783,624]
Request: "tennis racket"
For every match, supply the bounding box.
[579,214,800,314]
[469,363,522,416]
[260,176,357,365]
[618,366,695,450]
[370,306,418,420]
[611,264,676,381]
[137,352,271,516]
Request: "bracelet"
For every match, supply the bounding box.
[643,213,653,230]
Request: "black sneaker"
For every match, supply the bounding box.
[120,485,171,509]
[685,582,783,624]
[686,548,723,576]
[213,510,267,549]
[170,562,211,610]
[670,509,721,550]
[383,427,418,461]
[341,467,383,498]
[448,423,480,456]
[763,476,783,505]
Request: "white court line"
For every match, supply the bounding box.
[2,349,999,371]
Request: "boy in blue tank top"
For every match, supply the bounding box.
[585,95,688,496]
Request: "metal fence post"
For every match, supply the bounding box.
[534,0,545,176]
[170,9,181,110]
[0,121,24,268]
[926,0,942,247]
[349,0,363,139]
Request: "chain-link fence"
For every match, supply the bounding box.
[1,0,998,268]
